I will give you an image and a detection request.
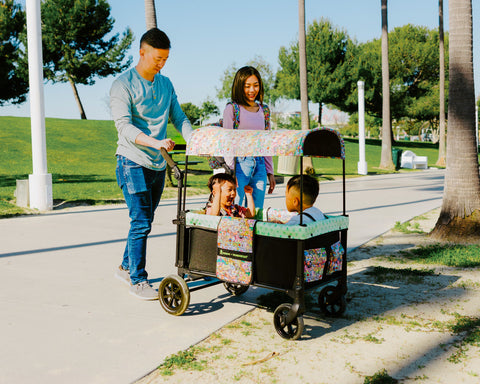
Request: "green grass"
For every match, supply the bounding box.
[0,116,448,216]
[364,369,398,384]
[393,220,425,234]
[157,349,207,376]
[364,266,436,284]
[400,244,480,268]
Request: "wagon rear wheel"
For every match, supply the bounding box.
[273,303,304,340]
[158,275,190,316]
[223,282,249,296]
[318,285,346,317]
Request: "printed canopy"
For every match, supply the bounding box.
[186,126,345,159]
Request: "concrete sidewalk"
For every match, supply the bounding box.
[0,169,444,383]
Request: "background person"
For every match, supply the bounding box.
[110,28,193,300]
[222,66,276,209]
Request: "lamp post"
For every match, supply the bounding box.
[357,81,368,175]
[26,0,52,211]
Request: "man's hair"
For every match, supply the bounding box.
[140,28,171,50]
[231,66,264,105]
[287,174,319,206]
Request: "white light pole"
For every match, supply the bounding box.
[357,81,368,175]
[26,0,52,211]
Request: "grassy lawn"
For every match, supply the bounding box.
[0,116,448,217]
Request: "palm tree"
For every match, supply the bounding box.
[431,0,480,241]
[144,0,157,30]
[298,0,313,172]
[436,0,446,166]
[379,0,394,170]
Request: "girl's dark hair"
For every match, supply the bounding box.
[231,66,264,105]
[140,28,171,50]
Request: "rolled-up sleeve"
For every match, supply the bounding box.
[110,80,143,142]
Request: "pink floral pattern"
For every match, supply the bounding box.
[304,248,327,282]
[216,217,256,284]
[327,241,344,274]
[187,127,345,159]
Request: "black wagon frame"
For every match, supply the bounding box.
[158,128,348,340]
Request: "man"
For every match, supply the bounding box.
[110,28,193,300]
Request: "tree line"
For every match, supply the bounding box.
[0,0,133,119]
[218,19,448,140]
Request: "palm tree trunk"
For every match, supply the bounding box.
[298,0,313,171]
[144,0,157,30]
[436,0,447,166]
[431,0,480,241]
[68,77,86,120]
[379,0,394,170]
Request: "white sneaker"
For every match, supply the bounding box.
[129,281,158,300]
[115,266,131,286]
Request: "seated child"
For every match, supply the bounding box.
[284,174,325,225]
[205,173,255,218]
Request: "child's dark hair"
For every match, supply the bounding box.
[231,66,264,105]
[287,175,319,206]
[140,28,171,49]
[207,173,237,202]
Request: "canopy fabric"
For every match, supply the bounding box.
[186,126,345,159]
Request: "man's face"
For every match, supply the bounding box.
[140,45,169,76]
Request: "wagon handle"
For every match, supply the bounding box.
[160,147,183,181]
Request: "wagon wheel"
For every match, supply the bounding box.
[223,282,249,296]
[158,275,190,316]
[273,303,304,340]
[318,285,346,317]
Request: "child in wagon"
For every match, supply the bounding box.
[205,173,255,218]
[278,174,326,225]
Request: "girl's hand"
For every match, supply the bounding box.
[267,174,276,194]
[244,185,253,195]
[212,182,222,195]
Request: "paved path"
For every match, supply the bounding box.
[0,169,444,384]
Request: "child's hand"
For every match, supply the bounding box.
[244,185,253,195]
[212,182,222,195]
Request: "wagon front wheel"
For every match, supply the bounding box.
[158,275,190,316]
[273,303,304,340]
[223,282,249,296]
[318,285,346,317]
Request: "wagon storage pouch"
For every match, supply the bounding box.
[216,216,256,285]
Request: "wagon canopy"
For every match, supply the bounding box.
[186,127,345,159]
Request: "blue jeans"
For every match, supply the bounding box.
[235,156,267,209]
[116,156,165,285]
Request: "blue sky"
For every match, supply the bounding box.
[2,0,479,120]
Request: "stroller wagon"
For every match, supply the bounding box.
[159,127,349,340]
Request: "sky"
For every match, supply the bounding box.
[2,0,479,121]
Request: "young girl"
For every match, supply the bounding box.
[205,173,255,218]
[223,66,276,209]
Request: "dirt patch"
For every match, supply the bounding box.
[137,208,480,384]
